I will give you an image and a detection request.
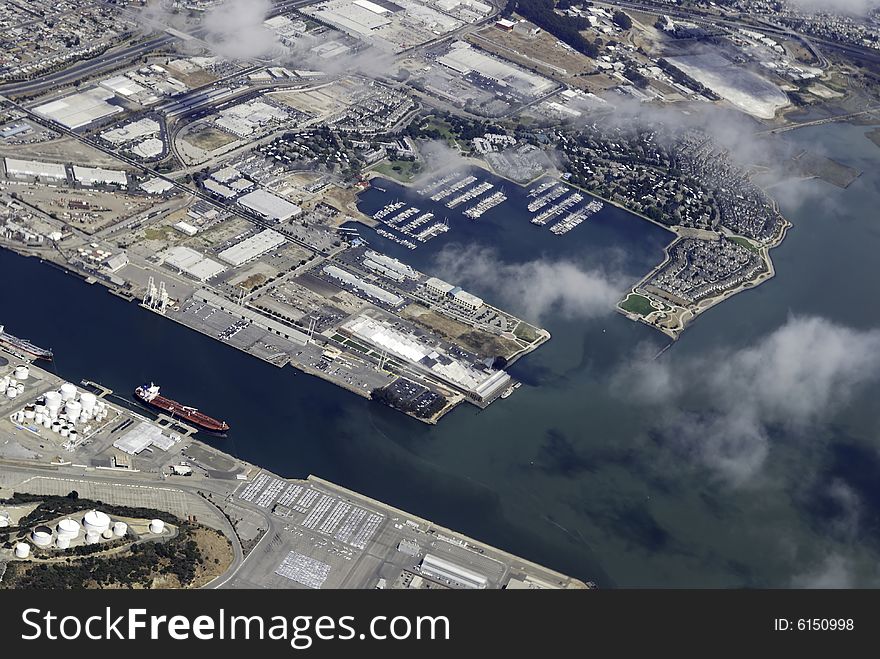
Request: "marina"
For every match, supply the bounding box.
[531,192,584,226]
[386,206,420,226]
[527,185,567,213]
[416,172,457,196]
[429,175,478,202]
[549,199,604,235]
[373,200,406,220]
[446,181,495,209]
[375,227,417,249]
[464,191,508,219]
[413,221,450,242]
[527,180,556,198]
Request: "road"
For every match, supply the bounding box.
[0,35,178,97]
[0,460,254,590]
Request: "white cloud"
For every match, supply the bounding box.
[792,554,855,588]
[617,316,880,483]
[431,244,625,323]
[202,0,279,60]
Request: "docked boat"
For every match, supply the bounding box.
[0,324,53,360]
[134,383,229,433]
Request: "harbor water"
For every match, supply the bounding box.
[2,122,880,586]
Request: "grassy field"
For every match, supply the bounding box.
[513,321,538,342]
[183,127,238,151]
[728,236,759,252]
[619,293,655,316]
[372,159,420,182]
[143,226,174,241]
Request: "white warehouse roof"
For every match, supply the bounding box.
[73,165,127,186]
[34,87,123,129]
[4,157,67,180]
[163,246,226,281]
[453,289,483,309]
[425,277,455,294]
[420,553,488,589]
[218,228,286,266]
[238,189,302,222]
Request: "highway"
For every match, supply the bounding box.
[0,0,322,98]
[0,34,178,97]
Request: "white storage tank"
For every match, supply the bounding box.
[68,429,78,443]
[82,510,111,534]
[51,421,62,433]
[35,412,44,425]
[14,365,29,380]
[24,405,35,419]
[64,400,82,421]
[79,392,97,414]
[42,417,52,429]
[6,386,18,400]
[85,530,100,545]
[0,512,10,528]
[55,536,70,550]
[112,521,128,537]
[101,529,113,540]
[59,382,77,402]
[14,542,30,559]
[44,391,62,415]
[60,425,70,438]
[57,518,81,539]
[149,519,165,534]
[31,526,53,547]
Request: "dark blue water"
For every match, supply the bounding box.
[355,170,671,274]
[2,124,880,586]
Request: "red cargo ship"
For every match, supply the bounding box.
[134,383,229,434]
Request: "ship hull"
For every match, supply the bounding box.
[134,390,229,434]
[0,337,53,360]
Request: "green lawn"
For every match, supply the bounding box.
[372,160,420,182]
[619,293,655,316]
[728,236,759,252]
[513,321,538,342]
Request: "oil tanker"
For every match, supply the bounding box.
[0,324,53,360]
[134,383,229,434]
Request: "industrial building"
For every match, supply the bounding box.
[101,118,160,145]
[163,246,226,281]
[4,157,67,182]
[218,228,287,267]
[342,313,509,401]
[140,177,175,195]
[362,250,418,281]
[33,86,123,129]
[203,178,237,199]
[424,277,483,311]
[0,123,32,139]
[113,421,177,455]
[131,138,164,159]
[438,42,555,98]
[303,0,462,52]
[323,264,404,307]
[72,165,128,187]
[237,189,302,222]
[420,553,488,589]
[99,75,148,98]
